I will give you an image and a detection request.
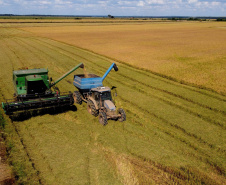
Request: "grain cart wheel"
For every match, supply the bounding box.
[99,112,108,125]
[87,100,98,117]
[118,108,126,122]
[73,91,82,105]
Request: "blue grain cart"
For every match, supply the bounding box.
[73,63,126,125]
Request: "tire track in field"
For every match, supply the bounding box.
[97,114,223,184]
[21,37,225,125]
[27,38,225,130]
[0,37,88,183]
[31,36,226,102]
[101,76,225,175]
[25,128,54,182]
[2,29,225,183]
[10,38,61,69]
[29,37,226,114]
[76,73,226,179]
[10,120,43,184]
[117,89,225,153]
[98,143,182,184]
[14,38,74,76]
[12,38,50,64]
[6,115,58,183]
[11,37,76,93]
[122,109,225,177]
[21,37,225,153]
[15,35,225,169]
[108,75,225,128]
[37,115,92,184]
[128,151,222,185]
[0,41,15,98]
[1,38,26,68]
[8,36,92,157]
[118,65,226,102]
[84,113,194,184]
[70,104,194,184]
[116,96,226,176]
[55,40,225,102]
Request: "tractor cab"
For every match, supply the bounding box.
[91,86,112,99]
[90,87,115,110]
[91,87,112,100]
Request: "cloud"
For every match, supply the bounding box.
[211,1,220,6]
[146,0,165,4]
[0,0,225,16]
[137,1,145,7]
[188,0,197,3]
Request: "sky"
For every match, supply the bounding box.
[0,0,225,17]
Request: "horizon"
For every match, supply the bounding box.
[0,14,225,18]
[0,0,225,17]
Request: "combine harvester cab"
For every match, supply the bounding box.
[73,63,126,125]
[2,63,84,115]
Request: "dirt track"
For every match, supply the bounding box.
[0,133,14,184]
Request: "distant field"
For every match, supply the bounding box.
[0,17,167,24]
[20,21,226,95]
[0,24,225,184]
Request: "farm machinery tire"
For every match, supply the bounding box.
[87,100,98,117]
[99,112,108,125]
[118,108,126,122]
[73,91,82,105]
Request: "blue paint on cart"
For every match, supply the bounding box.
[73,63,118,91]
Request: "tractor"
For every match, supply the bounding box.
[73,63,126,125]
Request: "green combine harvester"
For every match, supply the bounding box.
[2,63,84,115]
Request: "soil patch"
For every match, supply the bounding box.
[0,133,15,184]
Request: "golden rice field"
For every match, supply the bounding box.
[21,21,226,95]
[0,20,225,184]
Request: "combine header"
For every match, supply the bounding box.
[73,63,126,125]
[2,63,84,115]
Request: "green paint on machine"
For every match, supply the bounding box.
[2,63,84,115]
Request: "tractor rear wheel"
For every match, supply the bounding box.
[87,100,98,117]
[73,91,82,105]
[118,108,126,122]
[99,112,108,125]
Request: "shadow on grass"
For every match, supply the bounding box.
[9,105,77,121]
